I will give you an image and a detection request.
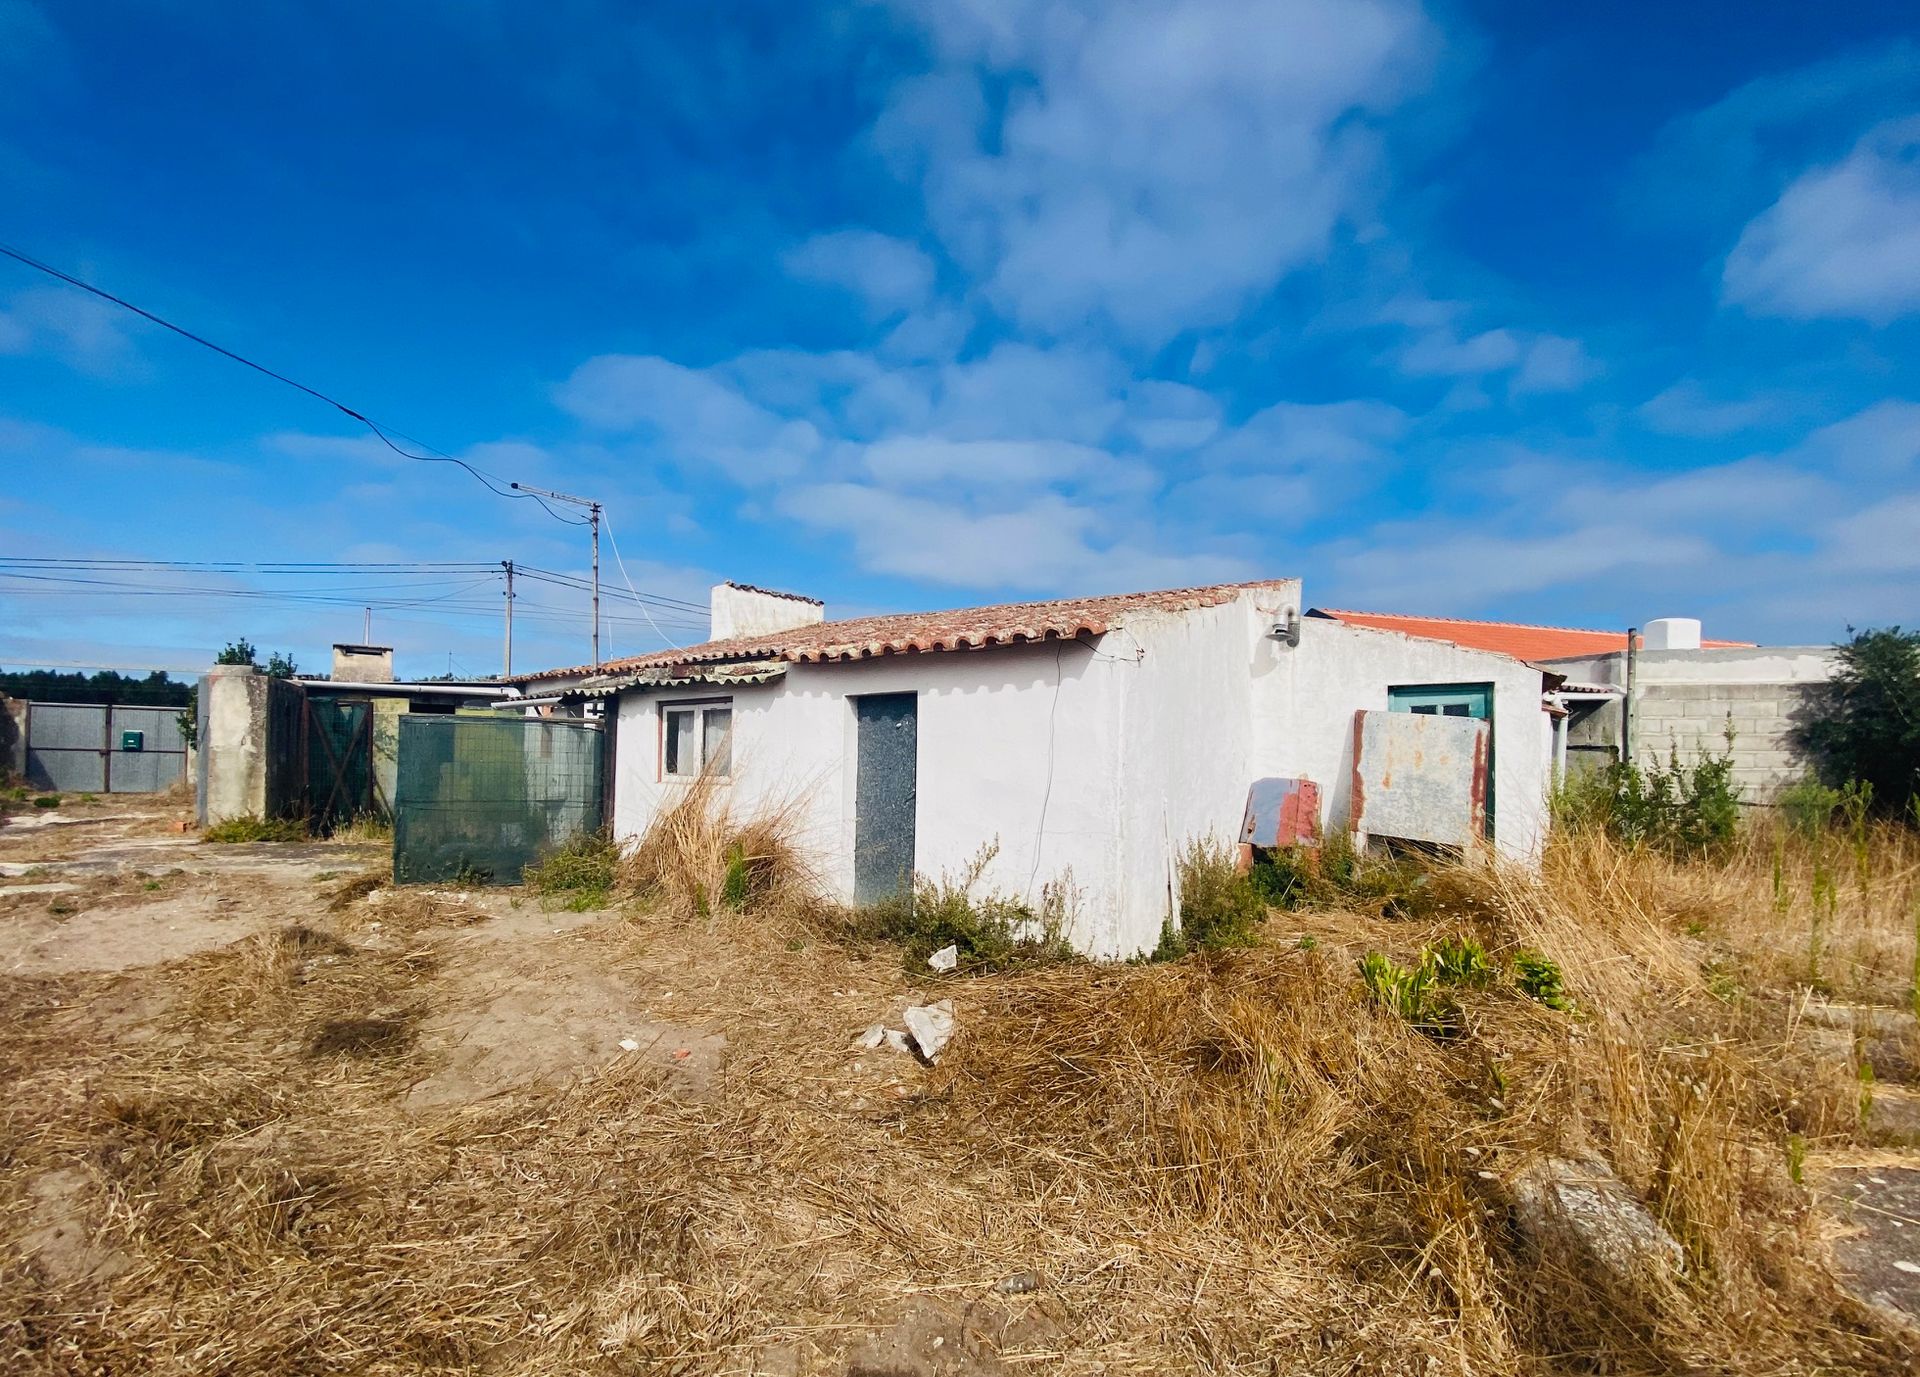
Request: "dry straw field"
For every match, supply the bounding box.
[2,789,1918,1375]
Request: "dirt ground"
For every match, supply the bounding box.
[0,797,1008,1376]
[4,798,1918,1375]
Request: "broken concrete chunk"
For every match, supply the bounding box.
[903,999,956,1063]
[1507,1155,1683,1290]
[927,944,959,973]
[852,1024,886,1051]
[883,1029,912,1055]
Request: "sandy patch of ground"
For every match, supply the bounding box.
[405,927,727,1109]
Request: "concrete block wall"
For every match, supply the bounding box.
[1631,681,1814,801]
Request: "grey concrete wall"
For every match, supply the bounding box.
[200,667,308,824]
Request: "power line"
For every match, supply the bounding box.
[514,565,705,612]
[0,241,586,526]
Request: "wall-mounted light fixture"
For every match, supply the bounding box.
[1267,606,1301,648]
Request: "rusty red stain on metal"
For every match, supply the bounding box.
[1469,721,1490,840]
[1276,781,1321,845]
[1348,710,1367,834]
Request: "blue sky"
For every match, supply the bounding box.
[2,0,1917,678]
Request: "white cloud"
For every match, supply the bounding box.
[779,481,1241,591]
[877,0,1438,342]
[1510,334,1597,394]
[1626,44,1920,228]
[862,436,1120,488]
[1393,317,1594,395]
[782,229,936,316]
[1776,399,1920,474]
[1204,398,1407,472]
[0,285,143,376]
[1126,380,1221,450]
[1823,491,1920,572]
[1723,117,1920,324]
[555,354,823,479]
[1638,380,1790,437]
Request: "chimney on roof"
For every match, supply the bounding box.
[331,643,394,682]
[710,582,824,642]
[1641,617,1702,651]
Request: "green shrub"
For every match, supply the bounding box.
[847,843,1076,974]
[523,830,620,910]
[1425,935,1496,988]
[202,814,307,843]
[1174,838,1265,950]
[32,795,60,809]
[1776,776,1845,836]
[1358,951,1457,1034]
[1513,949,1573,1011]
[1791,626,1920,820]
[1554,728,1741,856]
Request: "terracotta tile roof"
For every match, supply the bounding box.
[520,580,1292,682]
[1310,609,1752,662]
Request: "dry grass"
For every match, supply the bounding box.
[619,774,821,922]
[1,813,1916,1374]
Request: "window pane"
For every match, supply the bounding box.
[702,707,732,775]
[1443,703,1470,717]
[665,709,694,775]
[1411,704,1437,715]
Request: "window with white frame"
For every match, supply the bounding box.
[662,701,732,778]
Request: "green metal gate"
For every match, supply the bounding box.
[392,715,604,885]
[304,696,375,833]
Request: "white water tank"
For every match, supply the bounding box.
[1642,617,1702,651]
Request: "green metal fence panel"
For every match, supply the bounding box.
[392,715,604,885]
[305,696,374,833]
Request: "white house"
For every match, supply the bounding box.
[1310,609,1834,803]
[523,580,1556,959]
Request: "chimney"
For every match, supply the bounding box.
[709,582,824,641]
[331,643,395,682]
[1641,618,1702,652]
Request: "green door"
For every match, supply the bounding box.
[305,697,374,834]
[1388,683,1494,837]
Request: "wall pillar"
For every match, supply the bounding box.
[199,666,273,824]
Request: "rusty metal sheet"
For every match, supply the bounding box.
[1240,777,1322,848]
[1349,709,1488,849]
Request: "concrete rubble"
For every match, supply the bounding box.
[1507,1155,1684,1290]
[851,999,959,1064]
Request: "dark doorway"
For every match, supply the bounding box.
[853,693,918,905]
[304,696,374,833]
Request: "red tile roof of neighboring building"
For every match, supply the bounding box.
[1310,609,1752,662]
[521,580,1293,682]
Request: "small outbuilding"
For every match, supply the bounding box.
[522,580,1558,959]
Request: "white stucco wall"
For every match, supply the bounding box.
[1262,619,1551,864]
[614,640,1139,953]
[610,584,1554,959]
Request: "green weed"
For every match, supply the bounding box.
[848,843,1076,975]
[1513,949,1574,1011]
[202,814,306,843]
[523,830,620,910]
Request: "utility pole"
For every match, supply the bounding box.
[363,606,371,643]
[510,483,604,667]
[502,560,515,678]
